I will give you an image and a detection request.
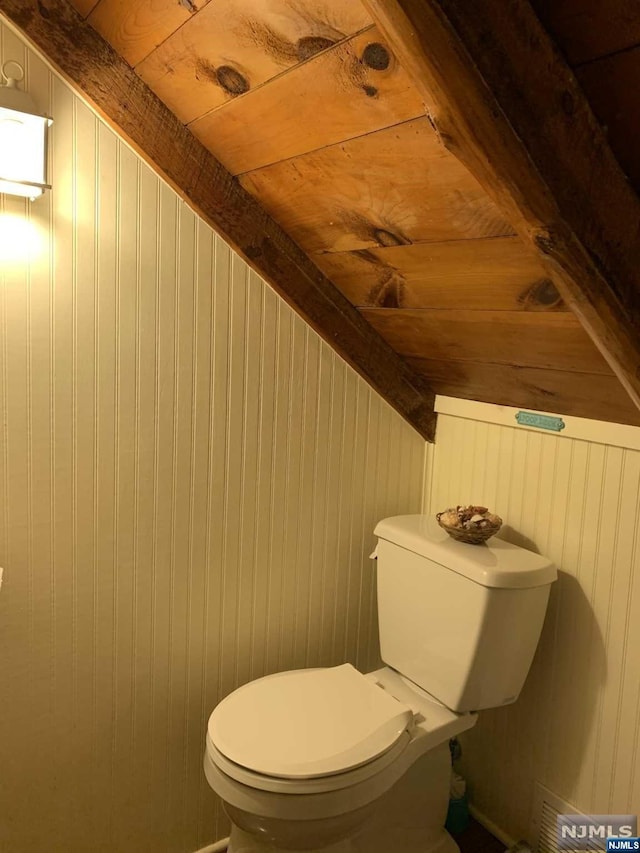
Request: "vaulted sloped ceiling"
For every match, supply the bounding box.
[4,0,640,435]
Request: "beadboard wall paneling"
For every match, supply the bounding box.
[423,404,640,840]
[0,19,426,853]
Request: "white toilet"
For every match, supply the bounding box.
[204,514,556,852]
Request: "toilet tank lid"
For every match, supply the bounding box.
[374,515,556,589]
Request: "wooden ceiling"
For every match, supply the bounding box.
[6,0,640,434]
[533,0,640,198]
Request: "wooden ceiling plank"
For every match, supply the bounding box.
[135,0,373,125]
[315,236,564,311]
[241,117,514,255]
[531,0,640,66]
[362,0,640,413]
[407,358,640,426]
[189,26,426,175]
[67,0,99,17]
[361,308,615,375]
[87,0,212,68]
[0,0,437,441]
[577,47,640,196]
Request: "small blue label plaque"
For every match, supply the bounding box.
[515,411,565,432]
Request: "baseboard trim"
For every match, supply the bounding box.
[192,837,229,853]
[469,803,515,849]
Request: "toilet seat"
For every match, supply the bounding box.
[205,666,477,807]
[208,664,414,780]
[205,728,414,796]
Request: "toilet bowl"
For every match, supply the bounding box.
[203,514,557,852]
[204,665,477,852]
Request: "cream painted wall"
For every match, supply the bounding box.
[424,399,640,841]
[0,20,426,852]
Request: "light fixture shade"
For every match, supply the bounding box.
[0,63,52,201]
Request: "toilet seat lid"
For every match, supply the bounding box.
[208,664,413,779]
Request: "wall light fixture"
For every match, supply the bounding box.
[0,60,52,200]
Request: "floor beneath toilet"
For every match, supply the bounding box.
[454,819,506,853]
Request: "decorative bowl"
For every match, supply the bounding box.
[436,505,502,545]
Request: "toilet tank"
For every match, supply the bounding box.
[373,515,556,713]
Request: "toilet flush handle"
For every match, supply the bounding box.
[369,545,378,560]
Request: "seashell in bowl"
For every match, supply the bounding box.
[436,505,502,545]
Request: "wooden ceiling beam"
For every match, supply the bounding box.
[362,0,640,414]
[0,0,437,440]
